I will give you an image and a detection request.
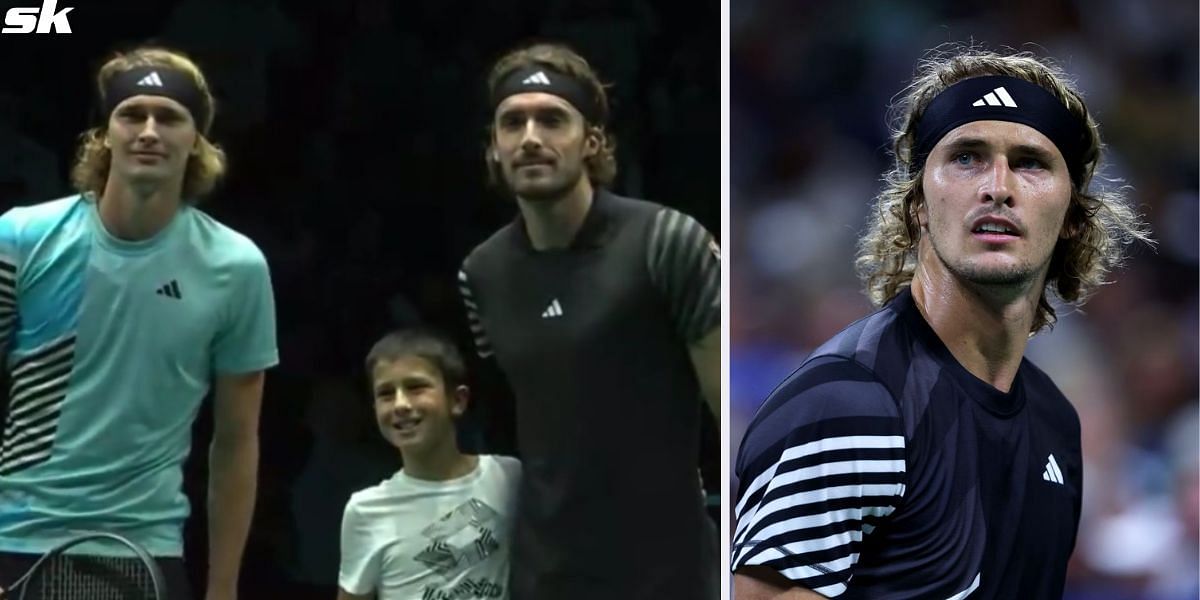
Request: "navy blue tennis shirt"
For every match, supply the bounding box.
[733,287,1081,599]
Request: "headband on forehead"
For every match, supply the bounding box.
[102,66,209,132]
[491,65,603,124]
[913,75,1089,184]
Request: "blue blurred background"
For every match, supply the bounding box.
[729,1,1198,598]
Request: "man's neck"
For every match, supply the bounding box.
[400,439,477,482]
[98,177,184,241]
[910,244,1046,393]
[516,177,594,250]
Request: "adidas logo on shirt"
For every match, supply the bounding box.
[541,298,563,319]
[137,71,164,87]
[972,86,1018,108]
[522,71,551,86]
[1042,453,1064,485]
[155,279,182,299]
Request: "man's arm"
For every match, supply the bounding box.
[735,567,830,600]
[731,356,907,598]
[689,326,719,418]
[644,208,721,418]
[207,370,265,600]
[457,265,518,455]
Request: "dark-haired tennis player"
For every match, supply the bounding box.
[0,46,277,600]
[457,42,720,600]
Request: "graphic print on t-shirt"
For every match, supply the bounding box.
[413,498,502,578]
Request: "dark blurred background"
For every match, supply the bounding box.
[0,0,720,597]
[730,1,1197,599]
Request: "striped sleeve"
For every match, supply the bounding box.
[732,356,906,597]
[646,208,720,343]
[456,266,492,359]
[0,209,22,356]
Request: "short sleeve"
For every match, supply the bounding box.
[338,497,381,595]
[212,250,279,374]
[732,356,907,598]
[646,208,720,343]
[457,266,493,359]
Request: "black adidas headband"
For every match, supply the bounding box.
[491,66,603,124]
[913,75,1089,183]
[102,67,209,132]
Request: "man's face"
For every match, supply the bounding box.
[371,356,464,454]
[492,92,595,201]
[106,95,196,191]
[919,120,1074,289]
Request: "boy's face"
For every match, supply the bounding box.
[370,355,466,454]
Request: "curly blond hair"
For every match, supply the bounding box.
[484,42,618,188]
[71,46,225,203]
[855,45,1153,332]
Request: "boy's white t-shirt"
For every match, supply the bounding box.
[339,454,521,600]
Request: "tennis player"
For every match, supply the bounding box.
[457,42,720,599]
[732,47,1152,599]
[0,46,277,600]
[338,328,520,600]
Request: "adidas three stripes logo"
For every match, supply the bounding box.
[155,280,182,299]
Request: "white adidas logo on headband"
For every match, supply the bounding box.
[136,71,164,87]
[972,86,1018,108]
[522,71,551,86]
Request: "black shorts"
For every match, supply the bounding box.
[0,551,192,600]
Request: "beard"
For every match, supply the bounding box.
[927,230,1048,288]
[503,160,587,202]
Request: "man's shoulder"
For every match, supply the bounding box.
[462,221,520,273]
[602,190,667,218]
[742,307,909,447]
[182,208,267,268]
[1020,357,1080,429]
[600,191,686,240]
[0,194,87,234]
[757,352,898,427]
[805,301,910,379]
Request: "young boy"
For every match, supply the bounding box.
[338,329,520,600]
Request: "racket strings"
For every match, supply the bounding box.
[36,555,155,600]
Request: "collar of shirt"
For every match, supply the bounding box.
[510,188,617,253]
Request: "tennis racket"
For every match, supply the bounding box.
[0,531,167,600]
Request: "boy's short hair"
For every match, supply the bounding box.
[364,327,467,391]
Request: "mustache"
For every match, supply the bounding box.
[966,207,1024,231]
